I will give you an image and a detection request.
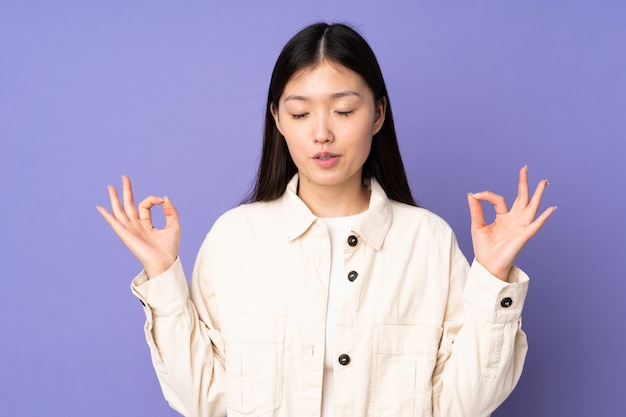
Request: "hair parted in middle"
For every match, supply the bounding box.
[248,22,417,206]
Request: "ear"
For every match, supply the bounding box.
[372,96,387,135]
[270,103,284,136]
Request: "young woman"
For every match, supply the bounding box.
[98,22,555,417]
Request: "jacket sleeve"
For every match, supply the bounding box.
[431,248,529,416]
[131,234,227,417]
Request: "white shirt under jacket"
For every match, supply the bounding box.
[131,174,530,417]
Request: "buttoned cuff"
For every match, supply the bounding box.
[130,257,190,316]
[464,259,529,322]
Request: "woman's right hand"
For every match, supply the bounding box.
[96,175,180,279]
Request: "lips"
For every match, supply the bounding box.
[313,152,339,160]
[312,151,340,168]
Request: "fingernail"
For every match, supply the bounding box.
[545,179,550,186]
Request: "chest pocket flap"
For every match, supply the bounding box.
[373,324,443,417]
[222,313,285,417]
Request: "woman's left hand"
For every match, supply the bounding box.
[467,166,556,281]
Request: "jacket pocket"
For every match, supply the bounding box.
[372,325,442,417]
[222,313,285,417]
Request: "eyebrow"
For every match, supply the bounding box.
[283,90,362,103]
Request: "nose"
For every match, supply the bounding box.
[313,113,334,144]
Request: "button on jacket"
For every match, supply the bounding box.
[131,175,530,417]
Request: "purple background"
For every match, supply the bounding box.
[1,1,625,416]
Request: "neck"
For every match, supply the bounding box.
[297,176,370,218]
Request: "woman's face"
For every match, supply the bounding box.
[272,60,385,197]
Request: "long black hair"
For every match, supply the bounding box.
[247,22,416,206]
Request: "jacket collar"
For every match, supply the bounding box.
[281,174,393,250]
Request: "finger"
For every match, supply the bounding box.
[122,175,138,219]
[97,204,148,253]
[525,205,557,237]
[107,184,128,222]
[162,196,180,229]
[527,179,550,216]
[471,191,509,215]
[514,165,529,208]
[96,205,118,227]
[96,205,128,238]
[137,196,164,229]
[467,193,486,229]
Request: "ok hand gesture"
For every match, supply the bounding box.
[467,166,556,281]
[96,176,180,279]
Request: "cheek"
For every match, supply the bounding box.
[360,138,373,161]
[278,118,304,141]
[282,135,305,164]
[281,120,313,152]
[356,133,375,166]
[344,123,374,155]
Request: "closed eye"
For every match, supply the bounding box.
[291,113,308,120]
[336,110,354,117]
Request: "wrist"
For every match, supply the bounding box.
[475,258,512,282]
[145,257,177,279]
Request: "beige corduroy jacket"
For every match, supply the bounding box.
[132,175,529,417]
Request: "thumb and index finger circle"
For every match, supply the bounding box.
[162,196,180,229]
[471,191,509,215]
[137,196,165,226]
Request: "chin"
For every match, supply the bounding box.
[303,172,361,189]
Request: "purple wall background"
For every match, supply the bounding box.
[1,1,625,416]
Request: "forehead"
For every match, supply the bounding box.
[282,60,371,97]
